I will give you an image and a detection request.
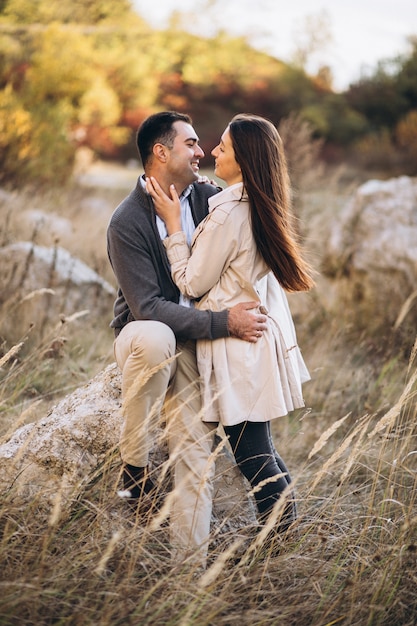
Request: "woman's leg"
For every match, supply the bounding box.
[223,421,296,528]
[267,422,297,520]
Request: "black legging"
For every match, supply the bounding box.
[223,421,297,527]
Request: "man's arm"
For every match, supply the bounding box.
[107,197,266,342]
[108,216,228,339]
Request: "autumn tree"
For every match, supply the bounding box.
[0,0,153,184]
[1,0,416,185]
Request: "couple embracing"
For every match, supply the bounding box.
[107,110,314,567]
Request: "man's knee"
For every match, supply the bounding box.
[132,322,176,368]
[116,321,176,370]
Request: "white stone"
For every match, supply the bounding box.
[323,175,417,327]
[0,242,115,343]
[0,364,257,527]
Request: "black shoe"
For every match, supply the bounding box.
[258,498,297,534]
[120,464,163,514]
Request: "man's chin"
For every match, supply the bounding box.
[188,171,200,184]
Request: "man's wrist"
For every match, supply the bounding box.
[226,309,231,336]
[211,309,229,339]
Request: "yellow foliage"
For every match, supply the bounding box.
[93,35,160,110]
[78,77,122,127]
[3,0,40,23]
[161,30,286,87]
[0,83,75,185]
[0,85,34,175]
[107,126,130,147]
[26,24,96,104]
[3,0,133,24]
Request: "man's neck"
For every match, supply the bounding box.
[144,168,191,197]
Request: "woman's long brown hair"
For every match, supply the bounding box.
[229,113,315,292]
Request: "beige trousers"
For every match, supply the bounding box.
[113,320,217,562]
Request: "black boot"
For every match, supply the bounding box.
[121,464,161,513]
[257,495,297,534]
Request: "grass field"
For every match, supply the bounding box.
[0,164,416,625]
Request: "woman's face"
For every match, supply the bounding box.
[211,127,242,186]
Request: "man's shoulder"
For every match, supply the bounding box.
[191,181,222,202]
[110,184,148,225]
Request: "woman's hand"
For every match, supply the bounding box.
[146,176,181,235]
[198,175,219,186]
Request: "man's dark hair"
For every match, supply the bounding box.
[137,111,192,168]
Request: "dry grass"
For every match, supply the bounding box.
[1,167,417,625]
[0,352,415,625]
[0,181,118,433]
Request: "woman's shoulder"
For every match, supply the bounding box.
[207,184,249,223]
[208,182,244,203]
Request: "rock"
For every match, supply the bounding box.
[0,188,14,204]
[76,160,139,190]
[0,363,256,527]
[0,241,115,344]
[17,209,74,248]
[0,363,122,502]
[322,176,417,330]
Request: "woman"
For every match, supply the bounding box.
[146,113,314,530]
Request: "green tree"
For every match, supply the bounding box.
[347,65,409,131]
[301,95,368,144]
[2,0,414,186]
[395,110,417,174]
[346,40,417,132]
[395,37,417,110]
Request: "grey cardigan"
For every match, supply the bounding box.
[107,177,229,340]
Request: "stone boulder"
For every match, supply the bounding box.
[0,363,256,528]
[322,176,417,331]
[16,209,74,248]
[0,241,115,344]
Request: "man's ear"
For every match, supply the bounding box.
[153,143,168,163]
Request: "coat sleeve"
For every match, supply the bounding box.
[163,203,243,299]
[107,214,229,340]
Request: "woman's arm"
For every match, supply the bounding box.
[146,177,266,339]
[147,176,243,299]
[146,177,181,235]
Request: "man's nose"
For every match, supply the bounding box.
[195,145,204,158]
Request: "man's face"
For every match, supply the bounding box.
[165,121,205,186]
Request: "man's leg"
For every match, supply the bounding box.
[114,320,176,474]
[165,340,217,565]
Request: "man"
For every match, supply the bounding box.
[107,111,266,563]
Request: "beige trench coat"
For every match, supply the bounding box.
[164,183,310,425]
